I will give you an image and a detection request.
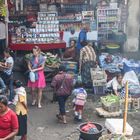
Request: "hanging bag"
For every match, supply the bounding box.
[29,71,36,83]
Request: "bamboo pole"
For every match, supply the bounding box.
[123,81,129,135]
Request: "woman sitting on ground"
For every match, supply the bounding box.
[106,73,124,96]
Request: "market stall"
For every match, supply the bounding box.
[7,0,99,51]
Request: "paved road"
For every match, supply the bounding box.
[13,89,140,140]
[13,69,140,140]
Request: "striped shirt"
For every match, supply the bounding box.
[79,45,96,72]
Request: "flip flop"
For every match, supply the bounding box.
[56,114,63,120]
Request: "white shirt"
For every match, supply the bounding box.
[0,22,6,39]
[106,77,124,91]
[4,56,14,75]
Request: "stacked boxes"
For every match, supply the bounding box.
[91,68,107,95]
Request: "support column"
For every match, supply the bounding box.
[124,0,140,52]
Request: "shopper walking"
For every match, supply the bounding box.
[0,17,6,55]
[72,81,87,122]
[0,48,14,103]
[13,80,27,140]
[51,65,73,124]
[79,42,96,87]
[28,46,46,108]
[0,95,19,140]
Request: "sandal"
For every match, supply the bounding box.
[56,114,63,120]
[32,100,36,106]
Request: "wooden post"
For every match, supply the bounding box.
[123,81,129,134]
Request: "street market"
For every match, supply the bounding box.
[0,0,140,140]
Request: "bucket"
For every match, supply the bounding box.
[78,122,104,140]
[106,44,120,54]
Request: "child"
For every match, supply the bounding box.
[13,80,27,140]
[72,81,87,121]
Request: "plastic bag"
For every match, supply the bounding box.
[29,71,36,82]
[123,71,139,86]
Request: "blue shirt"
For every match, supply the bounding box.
[77,29,87,52]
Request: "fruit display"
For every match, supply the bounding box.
[101,94,120,106]
[24,52,61,68]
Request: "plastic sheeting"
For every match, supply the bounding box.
[99,53,123,73]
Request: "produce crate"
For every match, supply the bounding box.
[90,68,107,81]
[102,102,120,112]
[131,98,140,109]
[93,86,106,95]
[61,61,78,73]
[92,79,107,86]
[101,95,120,112]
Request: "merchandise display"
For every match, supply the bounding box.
[59,14,82,31]
[26,12,60,43]
[97,6,119,39]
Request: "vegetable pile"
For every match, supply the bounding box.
[24,52,61,68]
[45,52,60,68]
[101,94,120,106]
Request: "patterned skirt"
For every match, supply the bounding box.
[81,61,96,86]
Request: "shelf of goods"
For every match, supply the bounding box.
[9,12,66,51]
[97,8,119,39]
[58,14,82,31]
[62,3,89,13]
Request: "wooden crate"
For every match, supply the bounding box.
[90,68,107,81]
[92,79,107,86]
[132,98,140,109]
[102,102,120,112]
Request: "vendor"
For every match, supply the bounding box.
[62,40,76,61]
[79,42,96,87]
[106,73,124,96]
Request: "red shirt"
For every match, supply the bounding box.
[0,109,19,138]
[51,72,73,96]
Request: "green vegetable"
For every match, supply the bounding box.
[101,94,120,106]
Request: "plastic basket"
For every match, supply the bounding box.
[102,102,120,112]
[90,68,107,81]
[93,86,106,95]
[92,79,107,86]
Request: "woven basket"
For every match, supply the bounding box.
[102,102,120,112]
